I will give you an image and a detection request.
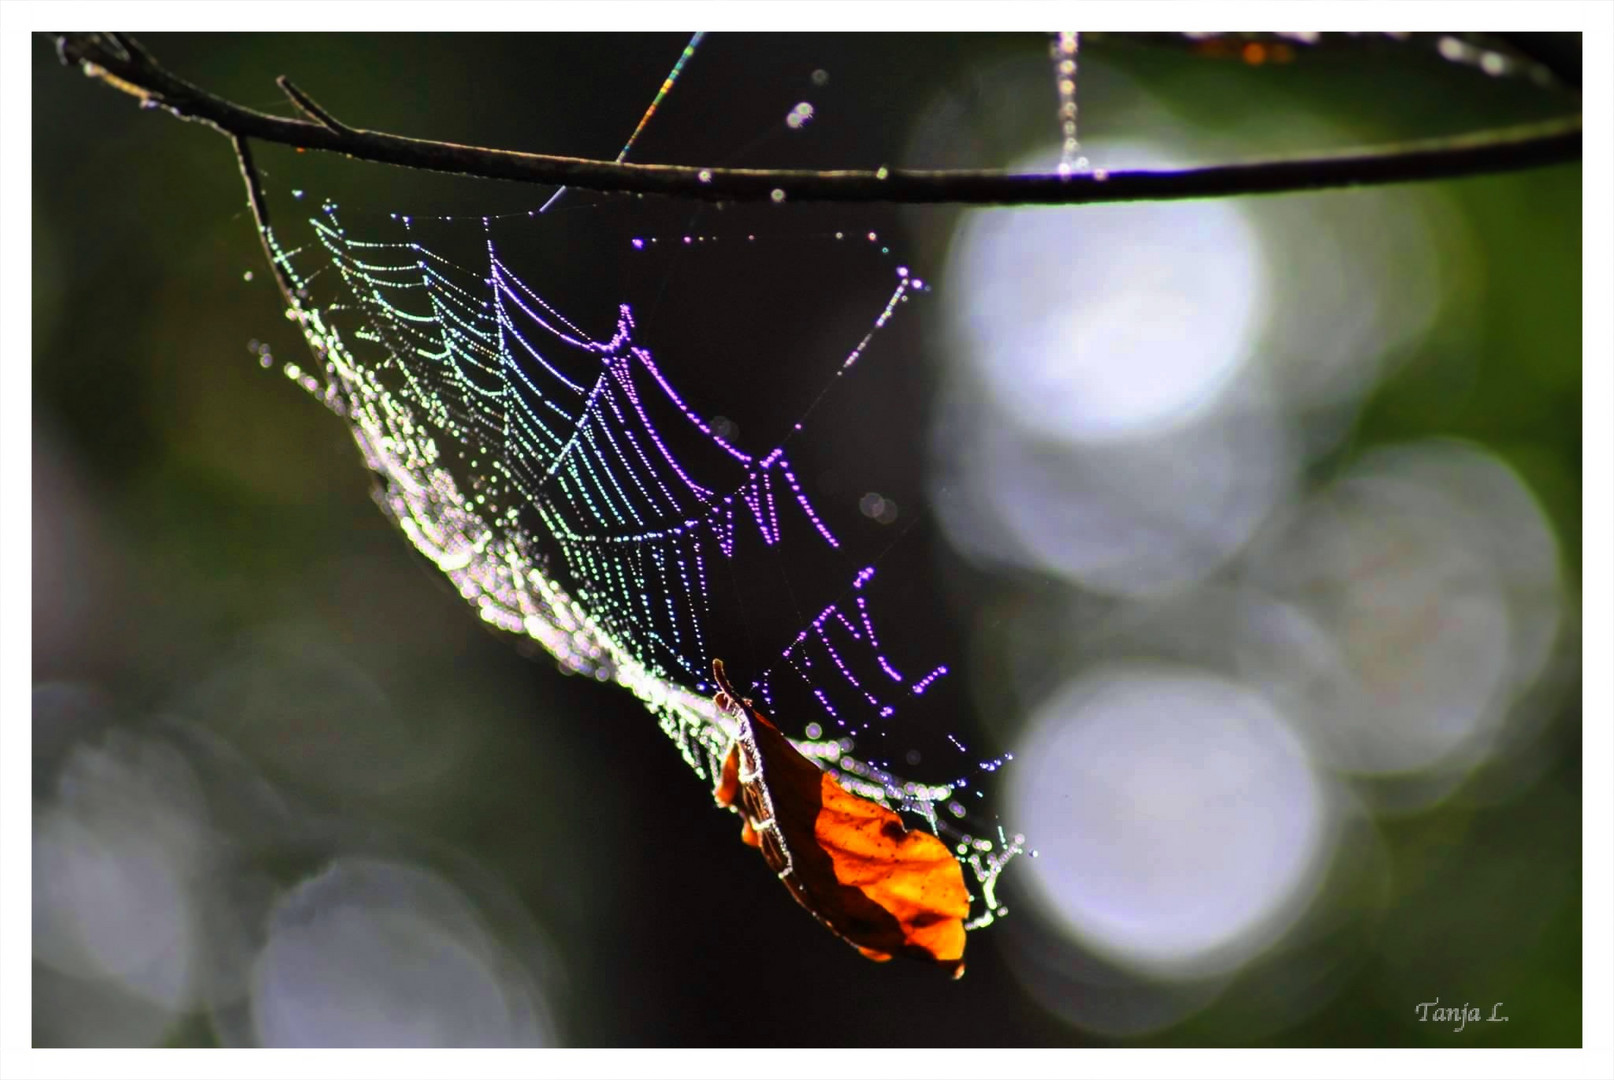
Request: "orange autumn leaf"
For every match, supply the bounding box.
[710,659,970,978]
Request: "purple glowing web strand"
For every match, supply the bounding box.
[830,606,863,640]
[606,352,717,505]
[493,251,616,348]
[762,468,781,547]
[856,599,907,683]
[775,566,953,725]
[590,380,672,518]
[714,499,736,559]
[599,340,846,556]
[811,621,889,714]
[495,260,622,374]
[851,572,909,684]
[592,382,685,530]
[738,476,771,547]
[911,665,949,695]
[617,420,687,515]
[628,341,753,466]
[491,251,598,346]
[779,460,837,547]
[492,278,591,396]
[532,330,861,552]
[610,377,730,531]
[491,251,912,558]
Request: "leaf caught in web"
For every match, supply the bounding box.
[711,659,970,976]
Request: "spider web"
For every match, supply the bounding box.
[261,205,1019,923]
[249,46,1023,924]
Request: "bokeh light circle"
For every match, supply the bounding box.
[1011,665,1334,979]
[1236,438,1563,784]
[946,147,1267,445]
[250,858,553,1047]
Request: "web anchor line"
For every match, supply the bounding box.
[538,31,707,216]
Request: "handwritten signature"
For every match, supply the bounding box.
[1414,999,1508,1032]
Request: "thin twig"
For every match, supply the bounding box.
[58,32,1582,207]
[231,135,298,309]
[275,75,352,135]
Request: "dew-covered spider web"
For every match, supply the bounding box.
[247,37,1024,926]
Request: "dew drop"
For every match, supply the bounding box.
[810,68,829,86]
[242,270,254,282]
[770,189,786,203]
[697,169,712,183]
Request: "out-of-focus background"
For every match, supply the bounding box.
[32,32,1582,1047]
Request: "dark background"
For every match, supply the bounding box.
[32,32,1582,1047]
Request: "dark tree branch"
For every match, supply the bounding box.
[58,32,1581,207]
